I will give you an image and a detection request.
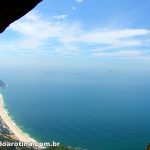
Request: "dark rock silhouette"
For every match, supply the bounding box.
[0,0,43,33]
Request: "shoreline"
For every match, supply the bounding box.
[0,94,37,144]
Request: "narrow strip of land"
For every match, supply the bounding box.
[0,94,36,143]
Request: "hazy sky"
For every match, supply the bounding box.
[0,0,150,63]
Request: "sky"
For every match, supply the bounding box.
[1,0,150,65]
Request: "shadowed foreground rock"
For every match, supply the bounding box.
[0,0,42,33]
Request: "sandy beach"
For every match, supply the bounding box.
[0,94,36,143]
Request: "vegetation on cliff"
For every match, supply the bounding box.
[0,135,75,150]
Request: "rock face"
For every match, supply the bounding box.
[0,0,42,33]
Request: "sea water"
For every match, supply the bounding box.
[0,56,150,150]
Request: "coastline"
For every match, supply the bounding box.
[0,94,36,144]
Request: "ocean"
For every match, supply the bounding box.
[0,56,150,150]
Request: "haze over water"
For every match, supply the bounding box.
[0,55,150,150]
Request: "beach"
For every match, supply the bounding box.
[0,94,36,144]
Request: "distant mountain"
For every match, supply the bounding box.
[0,80,6,88]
